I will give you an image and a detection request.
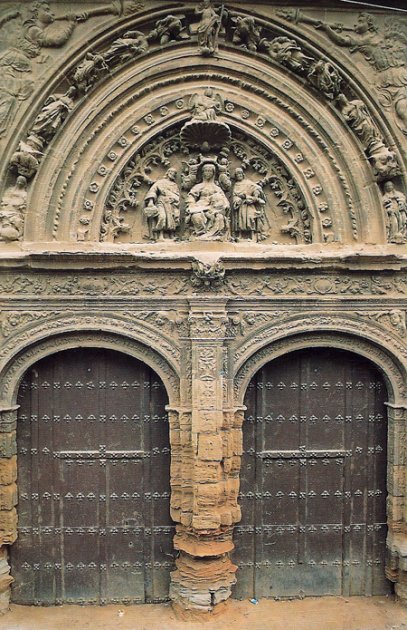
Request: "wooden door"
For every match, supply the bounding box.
[11,348,174,605]
[234,348,391,600]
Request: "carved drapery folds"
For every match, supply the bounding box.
[1,3,405,246]
[97,98,313,246]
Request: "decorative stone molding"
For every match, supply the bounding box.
[1,4,399,243]
[0,327,180,407]
[234,329,407,404]
[233,315,407,399]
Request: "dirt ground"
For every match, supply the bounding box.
[1,597,407,630]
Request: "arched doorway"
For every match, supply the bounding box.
[234,348,391,600]
[10,347,174,605]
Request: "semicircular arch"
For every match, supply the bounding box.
[0,328,180,408]
[1,5,403,249]
[234,328,407,407]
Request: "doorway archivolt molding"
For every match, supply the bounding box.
[0,322,181,408]
[2,5,404,248]
[233,323,407,406]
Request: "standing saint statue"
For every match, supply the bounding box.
[0,175,27,241]
[382,180,407,243]
[30,86,76,143]
[233,168,268,241]
[186,163,230,239]
[144,168,180,241]
[195,0,223,55]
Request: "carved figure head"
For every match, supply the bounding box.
[16,176,28,190]
[202,163,216,181]
[66,86,77,99]
[384,181,395,193]
[30,1,54,24]
[10,151,39,180]
[234,168,244,182]
[371,150,400,181]
[355,12,378,34]
[166,168,177,181]
[389,310,402,326]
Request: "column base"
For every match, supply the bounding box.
[172,600,229,621]
[387,532,407,606]
[0,547,12,614]
[170,551,237,614]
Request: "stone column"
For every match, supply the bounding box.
[170,299,240,616]
[0,405,18,612]
[385,403,407,603]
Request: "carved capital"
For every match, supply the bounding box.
[0,406,18,434]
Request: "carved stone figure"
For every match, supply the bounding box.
[280,9,407,135]
[370,148,401,182]
[186,163,230,239]
[22,1,79,52]
[104,30,149,63]
[149,14,190,45]
[262,37,312,71]
[195,0,224,56]
[231,15,261,52]
[9,142,40,179]
[181,90,230,149]
[388,309,407,337]
[334,93,400,180]
[181,157,200,190]
[233,168,267,242]
[30,86,76,143]
[190,260,226,289]
[307,60,342,99]
[189,89,223,121]
[144,168,180,241]
[335,95,381,153]
[314,12,382,67]
[217,150,232,191]
[382,180,407,244]
[4,1,117,62]
[0,176,27,242]
[0,49,34,137]
[72,52,108,93]
[100,208,130,243]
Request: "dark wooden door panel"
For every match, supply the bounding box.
[234,348,390,600]
[11,348,174,605]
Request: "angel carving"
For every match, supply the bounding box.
[189,89,223,121]
[305,11,407,134]
[0,2,119,136]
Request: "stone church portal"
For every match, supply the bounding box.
[0,0,406,618]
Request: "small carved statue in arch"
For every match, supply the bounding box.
[185,162,230,240]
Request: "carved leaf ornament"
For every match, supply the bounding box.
[1,2,404,245]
